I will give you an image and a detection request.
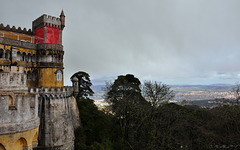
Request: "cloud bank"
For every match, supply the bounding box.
[1,0,240,85]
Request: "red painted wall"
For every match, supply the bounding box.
[34,27,44,44]
[34,25,60,44]
[46,25,59,44]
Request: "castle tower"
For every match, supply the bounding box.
[32,11,65,87]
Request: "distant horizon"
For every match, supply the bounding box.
[64,73,240,87]
[88,81,236,87]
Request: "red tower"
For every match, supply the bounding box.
[32,11,65,44]
[32,11,65,87]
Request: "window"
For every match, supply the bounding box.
[27,71,32,80]
[9,75,13,84]
[0,49,4,58]
[9,95,16,110]
[30,96,35,108]
[32,72,36,81]
[22,53,26,61]
[56,70,62,81]
[5,50,10,59]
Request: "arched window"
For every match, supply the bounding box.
[17,52,21,61]
[9,95,16,110]
[5,50,10,59]
[32,54,36,63]
[32,71,36,81]
[0,49,4,58]
[27,53,31,62]
[47,54,52,62]
[56,70,62,81]
[57,54,61,63]
[9,95,13,106]
[0,143,6,150]
[53,54,58,63]
[13,137,27,150]
[27,71,32,80]
[22,52,26,61]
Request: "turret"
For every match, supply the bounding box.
[60,10,65,30]
[32,11,65,88]
[71,76,79,97]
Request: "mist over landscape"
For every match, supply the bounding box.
[91,83,235,103]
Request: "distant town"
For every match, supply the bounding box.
[91,84,236,108]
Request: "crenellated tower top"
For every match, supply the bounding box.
[32,15,61,31]
[32,11,65,44]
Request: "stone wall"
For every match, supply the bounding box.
[0,67,40,150]
[37,88,80,150]
[0,66,27,90]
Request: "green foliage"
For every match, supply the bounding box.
[74,98,129,150]
[75,74,240,150]
[104,74,149,148]
[71,71,94,98]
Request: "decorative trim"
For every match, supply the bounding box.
[37,43,63,51]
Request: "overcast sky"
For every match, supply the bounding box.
[1,0,240,85]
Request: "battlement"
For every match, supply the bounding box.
[29,86,73,95]
[32,14,61,31]
[0,24,32,35]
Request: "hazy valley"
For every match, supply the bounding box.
[91,84,236,107]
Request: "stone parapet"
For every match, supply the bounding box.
[0,118,40,135]
[29,86,73,97]
[0,87,28,91]
[37,43,63,51]
[0,36,36,49]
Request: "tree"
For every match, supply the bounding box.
[142,81,174,107]
[232,83,240,104]
[141,81,175,149]
[104,74,148,149]
[71,71,94,98]
[74,97,129,150]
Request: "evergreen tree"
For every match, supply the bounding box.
[71,71,94,98]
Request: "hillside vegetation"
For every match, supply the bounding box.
[74,74,240,150]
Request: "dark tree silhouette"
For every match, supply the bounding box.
[142,81,175,106]
[71,71,94,98]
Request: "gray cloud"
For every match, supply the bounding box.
[1,0,240,85]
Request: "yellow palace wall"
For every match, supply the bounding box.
[0,127,38,150]
[37,68,63,87]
